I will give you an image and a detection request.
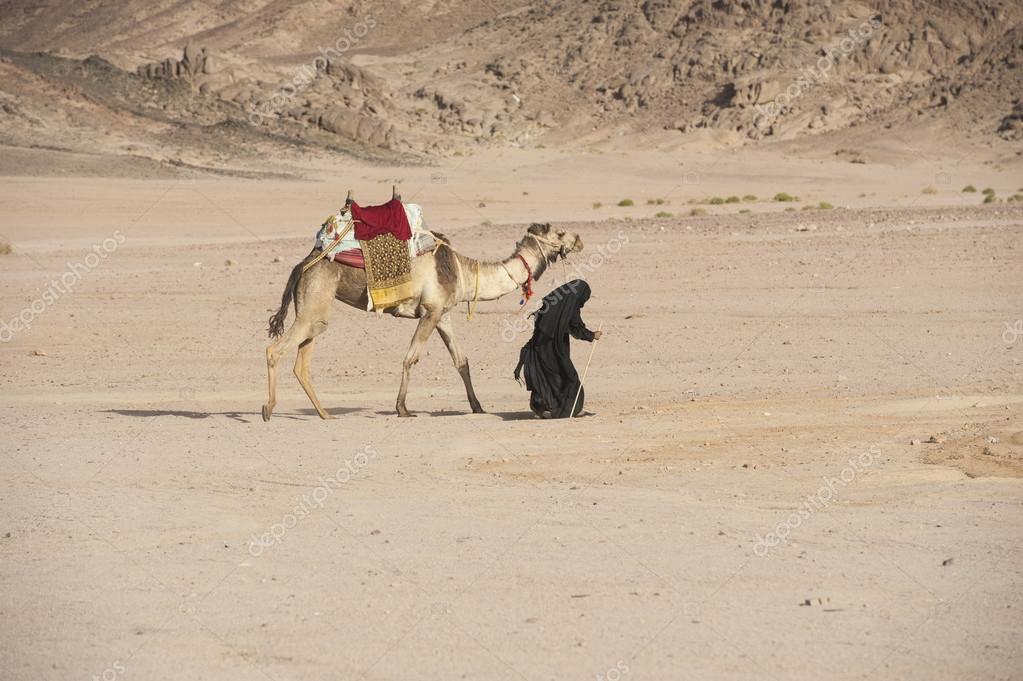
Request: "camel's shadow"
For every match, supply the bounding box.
[103,406,364,422]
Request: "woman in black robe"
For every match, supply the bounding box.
[514,280,602,418]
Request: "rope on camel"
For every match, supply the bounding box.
[302,219,354,273]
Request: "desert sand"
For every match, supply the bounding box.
[2,1,1023,679]
[2,149,1022,679]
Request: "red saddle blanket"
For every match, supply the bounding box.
[334,249,365,269]
[350,199,412,241]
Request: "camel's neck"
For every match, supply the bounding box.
[455,237,552,304]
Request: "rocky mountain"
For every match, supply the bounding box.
[0,0,1019,171]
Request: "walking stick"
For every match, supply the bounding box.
[570,322,603,418]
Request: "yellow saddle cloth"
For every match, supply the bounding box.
[361,232,414,310]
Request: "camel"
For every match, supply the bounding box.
[262,208,584,420]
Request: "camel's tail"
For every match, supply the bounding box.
[268,259,307,338]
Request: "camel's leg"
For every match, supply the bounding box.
[436,314,484,414]
[294,337,332,419]
[396,311,441,417]
[263,322,309,421]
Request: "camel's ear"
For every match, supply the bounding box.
[527,222,551,235]
[344,189,353,207]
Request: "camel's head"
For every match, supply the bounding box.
[527,222,583,262]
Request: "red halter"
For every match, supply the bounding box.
[516,253,534,304]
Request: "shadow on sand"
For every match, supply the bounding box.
[103,406,365,422]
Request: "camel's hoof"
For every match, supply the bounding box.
[397,410,416,418]
[261,404,271,422]
[471,406,486,414]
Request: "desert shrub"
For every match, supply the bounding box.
[742,194,757,202]
[592,202,602,209]
[921,186,937,195]
[739,208,751,214]
[646,198,666,205]
[773,192,798,202]
[818,201,834,209]
[618,198,634,207]
[962,185,977,192]
[784,206,797,212]
[690,207,707,216]
[655,211,673,218]
[1008,193,1023,202]
[725,196,741,203]
[708,197,725,205]
[983,193,997,203]
[982,187,995,195]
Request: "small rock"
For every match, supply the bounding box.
[272,255,283,263]
[987,436,999,444]
[910,439,921,446]
[941,558,953,566]
[225,258,237,266]
[31,349,47,357]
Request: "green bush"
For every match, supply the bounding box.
[982,187,995,195]
[818,201,834,209]
[962,185,976,193]
[655,211,673,218]
[690,207,707,216]
[592,202,602,209]
[646,198,666,205]
[708,197,725,205]
[983,192,997,203]
[617,198,634,207]
[742,194,757,202]
[773,192,798,202]
[725,196,741,203]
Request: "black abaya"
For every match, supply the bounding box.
[514,280,596,418]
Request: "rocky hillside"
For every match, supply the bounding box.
[0,0,1020,169]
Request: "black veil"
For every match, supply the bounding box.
[514,280,595,418]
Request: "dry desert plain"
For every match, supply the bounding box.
[1,146,1022,680]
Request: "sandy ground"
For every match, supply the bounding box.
[1,151,1022,680]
